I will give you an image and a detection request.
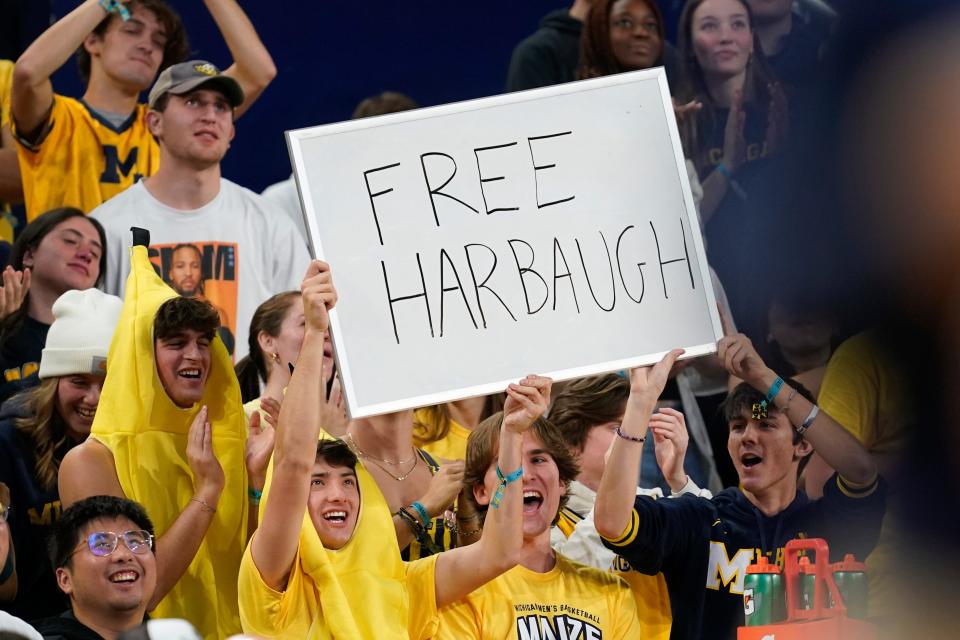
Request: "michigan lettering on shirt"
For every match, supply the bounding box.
[705,542,791,594]
[28,499,63,526]
[3,361,39,383]
[17,96,159,220]
[514,603,603,640]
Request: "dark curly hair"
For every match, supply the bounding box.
[76,0,189,86]
[153,296,220,343]
[51,495,154,569]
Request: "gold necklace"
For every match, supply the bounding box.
[346,432,420,482]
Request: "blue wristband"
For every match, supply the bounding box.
[248,487,263,505]
[491,464,523,509]
[99,0,131,21]
[752,377,784,419]
[410,500,429,525]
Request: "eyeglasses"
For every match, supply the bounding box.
[70,530,154,559]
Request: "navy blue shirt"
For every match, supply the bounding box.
[0,315,49,406]
[0,397,72,620]
[602,473,886,640]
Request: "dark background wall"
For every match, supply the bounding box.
[43,1,565,193]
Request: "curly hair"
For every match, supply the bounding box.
[463,412,580,527]
[153,296,220,343]
[76,0,190,86]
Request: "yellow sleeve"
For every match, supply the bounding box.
[0,61,13,128]
[405,555,439,640]
[818,336,878,447]
[14,94,70,160]
[436,600,482,640]
[610,575,644,640]
[238,539,306,638]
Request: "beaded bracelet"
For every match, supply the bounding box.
[99,0,131,21]
[490,464,523,509]
[615,425,645,443]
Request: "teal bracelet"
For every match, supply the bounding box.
[99,0,131,21]
[752,377,784,419]
[248,487,263,505]
[410,501,429,526]
[490,464,523,509]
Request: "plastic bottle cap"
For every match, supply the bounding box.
[831,553,867,573]
[747,556,782,574]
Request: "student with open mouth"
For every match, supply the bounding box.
[239,259,539,639]
[594,336,887,640]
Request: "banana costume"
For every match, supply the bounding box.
[239,436,438,639]
[91,243,247,639]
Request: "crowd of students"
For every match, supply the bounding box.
[0,0,932,639]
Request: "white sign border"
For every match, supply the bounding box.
[287,68,724,418]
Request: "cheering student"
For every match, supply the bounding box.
[12,0,275,219]
[239,260,536,639]
[57,235,275,639]
[593,336,886,640]
[0,288,122,621]
[436,410,641,637]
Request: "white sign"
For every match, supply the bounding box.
[288,69,722,418]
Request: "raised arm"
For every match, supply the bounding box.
[718,333,877,485]
[593,350,683,540]
[432,375,551,608]
[203,0,277,118]
[250,260,336,591]
[12,0,111,135]
[58,408,228,610]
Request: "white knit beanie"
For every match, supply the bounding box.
[39,288,124,379]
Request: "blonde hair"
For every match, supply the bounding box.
[15,378,70,491]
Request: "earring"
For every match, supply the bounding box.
[271,352,281,365]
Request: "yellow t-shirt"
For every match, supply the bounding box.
[0,60,12,129]
[1,59,15,240]
[91,246,248,640]
[15,95,159,220]
[818,330,911,455]
[556,506,671,640]
[818,330,910,619]
[437,554,641,639]
[239,457,439,639]
[413,407,470,461]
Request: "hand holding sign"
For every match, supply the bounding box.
[300,260,337,336]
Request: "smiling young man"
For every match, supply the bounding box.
[33,495,157,640]
[239,260,538,639]
[57,240,269,638]
[437,405,641,638]
[593,337,887,640]
[12,0,276,220]
[92,61,308,361]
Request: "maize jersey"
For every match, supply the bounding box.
[437,554,641,639]
[239,456,439,639]
[15,95,158,220]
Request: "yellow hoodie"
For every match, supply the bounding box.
[91,245,248,639]
[239,435,438,639]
